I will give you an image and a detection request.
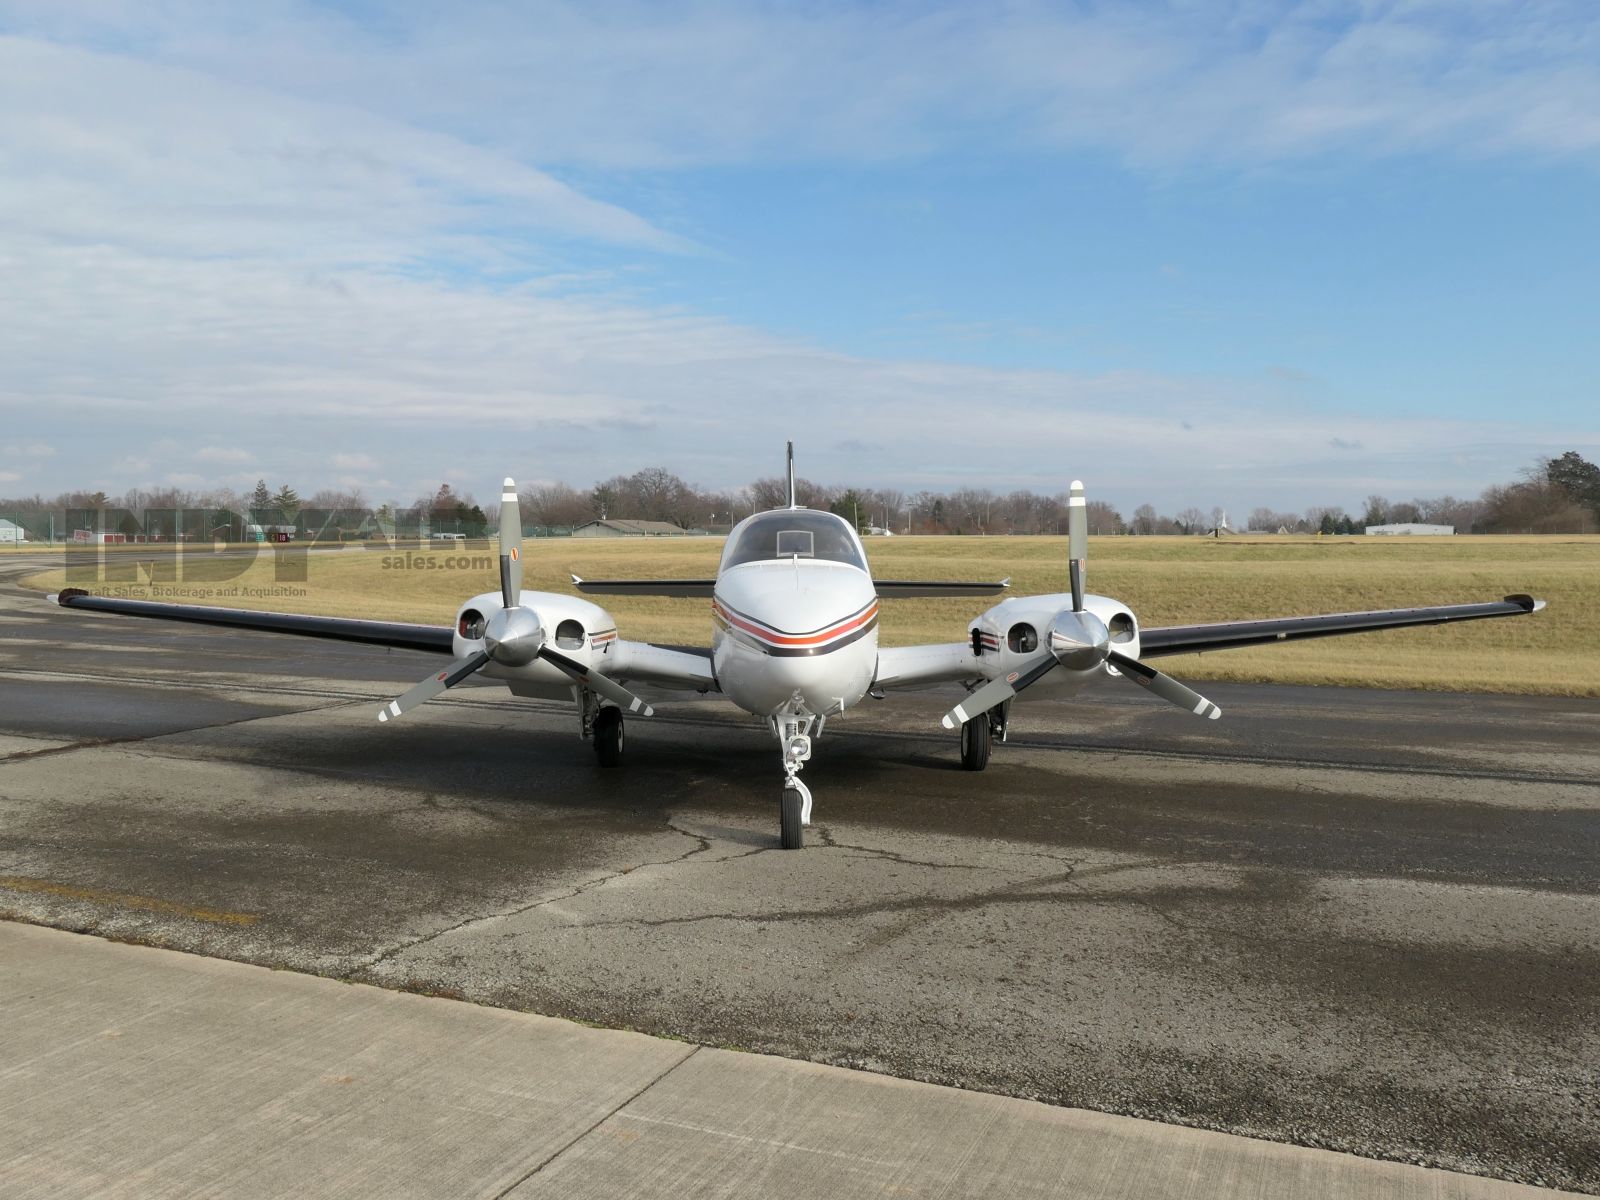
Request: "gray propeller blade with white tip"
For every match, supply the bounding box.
[1107,650,1221,719]
[377,649,492,723]
[941,652,1057,728]
[499,477,522,610]
[537,645,656,716]
[1067,478,1087,613]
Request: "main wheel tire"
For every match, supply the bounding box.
[779,786,804,850]
[960,713,991,771]
[594,706,624,767]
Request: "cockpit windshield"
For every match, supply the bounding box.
[721,510,868,572]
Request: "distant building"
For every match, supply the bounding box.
[571,519,688,538]
[0,518,26,543]
[243,524,299,542]
[1365,523,1455,536]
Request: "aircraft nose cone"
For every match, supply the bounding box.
[1048,610,1110,671]
[485,605,543,665]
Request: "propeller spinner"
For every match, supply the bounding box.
[942,480,1221,729]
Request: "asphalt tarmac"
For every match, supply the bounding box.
[2,552,1597,1192]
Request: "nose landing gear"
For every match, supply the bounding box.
[774,714,815,849]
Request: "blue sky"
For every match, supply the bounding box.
[1,1,1597,515]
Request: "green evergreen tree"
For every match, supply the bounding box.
[270,484,300,522]
[251,480,271,510]
[829,489,870,532]
[1318,512,1336,535]
[1546,451,1600,520]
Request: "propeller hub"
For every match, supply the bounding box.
[484,605,543,666]
[1048,610,1110,671]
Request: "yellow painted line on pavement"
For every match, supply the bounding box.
[0,875,260,925]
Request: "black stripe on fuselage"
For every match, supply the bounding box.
[712,595,876,639]
[713,611,879,658]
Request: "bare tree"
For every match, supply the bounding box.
[748,476,832,510]
[1085,500,1124,535]
[522,482,591,527]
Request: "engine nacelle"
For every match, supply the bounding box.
[969,592,1139,678]
[452,590,622,671]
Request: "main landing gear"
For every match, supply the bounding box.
[959,702,1006,772]
[593,706,624,766]
[774,714,816,850]
[582,690,625,767]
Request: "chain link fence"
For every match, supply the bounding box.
[0,509,580,546]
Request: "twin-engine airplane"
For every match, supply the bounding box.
[50,445,1545,849]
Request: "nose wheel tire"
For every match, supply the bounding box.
[594,706,624,767]
[780,786,804,850]
[960,713,990,771]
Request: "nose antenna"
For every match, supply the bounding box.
[786,440,797,508]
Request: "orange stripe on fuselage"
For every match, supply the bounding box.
[712,599,878,647]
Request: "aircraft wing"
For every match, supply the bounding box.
[1139,594,1546,658]
[609,639,719,693]
[49,588,455,653]
[572,575,1008,599]
[872,643,984,692]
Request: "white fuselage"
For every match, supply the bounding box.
[712,558,879,717]
[709,508,880,719]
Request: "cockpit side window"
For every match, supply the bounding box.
[721,510,867,571]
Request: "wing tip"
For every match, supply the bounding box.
[1504,593,1546,613]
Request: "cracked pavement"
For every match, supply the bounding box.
[2,555,1599,1193]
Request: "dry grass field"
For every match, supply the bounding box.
[22,534,1599,696]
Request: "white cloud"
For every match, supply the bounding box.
[0,470,20,483]
[3,442,55,457]
[7,3,1594,170]
[1,5,1595,513]
[0,33,679,268]
[1,232,1590,511]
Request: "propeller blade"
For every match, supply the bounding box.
[940,653,1058,729]
[1106,650,1221,719]
[376,650,491,722]
[1067,479,1087,612]
[537,645,656,716]
[499,476,522,610]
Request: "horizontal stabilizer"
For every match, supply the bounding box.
[873,579,1009,598]
[572,576,716,597]
[570,575,1008,599]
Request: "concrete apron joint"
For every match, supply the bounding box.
[350,819,717,974]
[492,1046,701,1199]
